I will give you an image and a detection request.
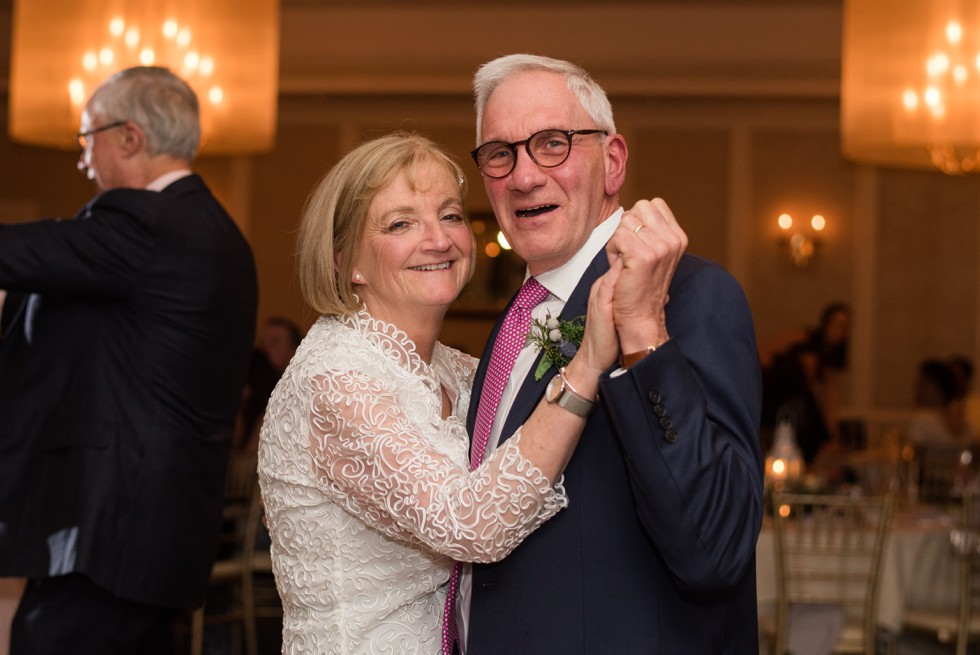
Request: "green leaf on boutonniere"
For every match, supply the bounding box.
[527,313,586,380]
[534,356,554,381]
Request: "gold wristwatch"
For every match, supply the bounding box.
[545,367,596,417]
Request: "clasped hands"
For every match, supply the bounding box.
[573,198,688,378]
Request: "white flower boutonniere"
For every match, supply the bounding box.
[527,312,586,380]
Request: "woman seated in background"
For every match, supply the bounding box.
[909,358,975,447]
[257,133,619,653]
[908,358,977,502]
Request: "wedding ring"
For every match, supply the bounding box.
[633,223,645,234]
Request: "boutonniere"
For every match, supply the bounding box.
[527,313,586,380]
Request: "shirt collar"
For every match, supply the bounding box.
[146,169,192,192]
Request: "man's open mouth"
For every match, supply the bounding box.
[515,205,557,219]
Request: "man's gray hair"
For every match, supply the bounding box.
[473,54,616,144]
[86,66,201,162]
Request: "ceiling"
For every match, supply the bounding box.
[0,1,845,100]
[276,1,844,98]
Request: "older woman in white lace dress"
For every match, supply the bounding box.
[257,133,620,654]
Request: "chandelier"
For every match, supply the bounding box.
[8,0,280,155]
[841,0,980,174]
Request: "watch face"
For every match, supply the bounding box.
[545,374,562,403]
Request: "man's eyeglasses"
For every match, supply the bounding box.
[73,120,127,152]
[470,129,608,179]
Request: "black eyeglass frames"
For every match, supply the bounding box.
[73,120,128,152]
[470,129,608,178]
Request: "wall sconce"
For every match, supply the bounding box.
[777,212,826,268]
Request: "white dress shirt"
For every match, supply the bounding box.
[146,169,192,191]
[456,208,623,652]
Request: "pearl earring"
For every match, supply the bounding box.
[353,273,363,283]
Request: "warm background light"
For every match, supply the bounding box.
[775,211,827,268]
[842,0,980,174]
[8,0,280,155]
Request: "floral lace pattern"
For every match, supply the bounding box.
[258,311,567,654]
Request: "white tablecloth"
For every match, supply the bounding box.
[756,507,960,633]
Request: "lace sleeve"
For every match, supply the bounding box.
[307,369,566,563]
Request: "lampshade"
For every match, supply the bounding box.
[841,0,980,174]
[8,0,280,155]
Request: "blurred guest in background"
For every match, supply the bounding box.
[949,355,973,404]
[949,354,980,439]
[0,66,257,655]
[234,349,282,452]
[909,358,974,447]
[235,317,305,452]
[257,316,303,375]
[910,358,977,503]
[761,342,830,464]
[761,301,851,452]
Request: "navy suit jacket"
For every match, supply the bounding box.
[0,175,257,610]
[466,251,764,654]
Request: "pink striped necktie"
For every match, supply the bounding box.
[440,276,550,655]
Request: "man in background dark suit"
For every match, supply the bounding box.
[0,66,257,655]
[448,54,764,654]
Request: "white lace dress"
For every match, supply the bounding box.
[258,310,567,654]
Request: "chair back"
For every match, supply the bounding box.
[951,489,980,655]
[771,492,893,655]
[912,444,975,504]
[186,450,272,655]
[225,450,259,504]
[212,450,258,559]
[899,488,980,653]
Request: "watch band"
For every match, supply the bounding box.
[619,339,669,368]
[553,367,596,417]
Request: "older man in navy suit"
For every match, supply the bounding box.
[445,54,764,654]
[0,66,257,655]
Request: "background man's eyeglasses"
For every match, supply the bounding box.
[471,129,608,179]
[73,120,127,152]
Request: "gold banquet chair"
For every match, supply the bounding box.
[183,452,280,655]
[902,489,980,655]
[911,444,974,505]
[762,492,893,655]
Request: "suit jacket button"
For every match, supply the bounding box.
[664,429,679,443]
[659,416,673,430]
[648,390,663,404]
[653,404,667,418]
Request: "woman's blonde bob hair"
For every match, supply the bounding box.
[297,132,469,316]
